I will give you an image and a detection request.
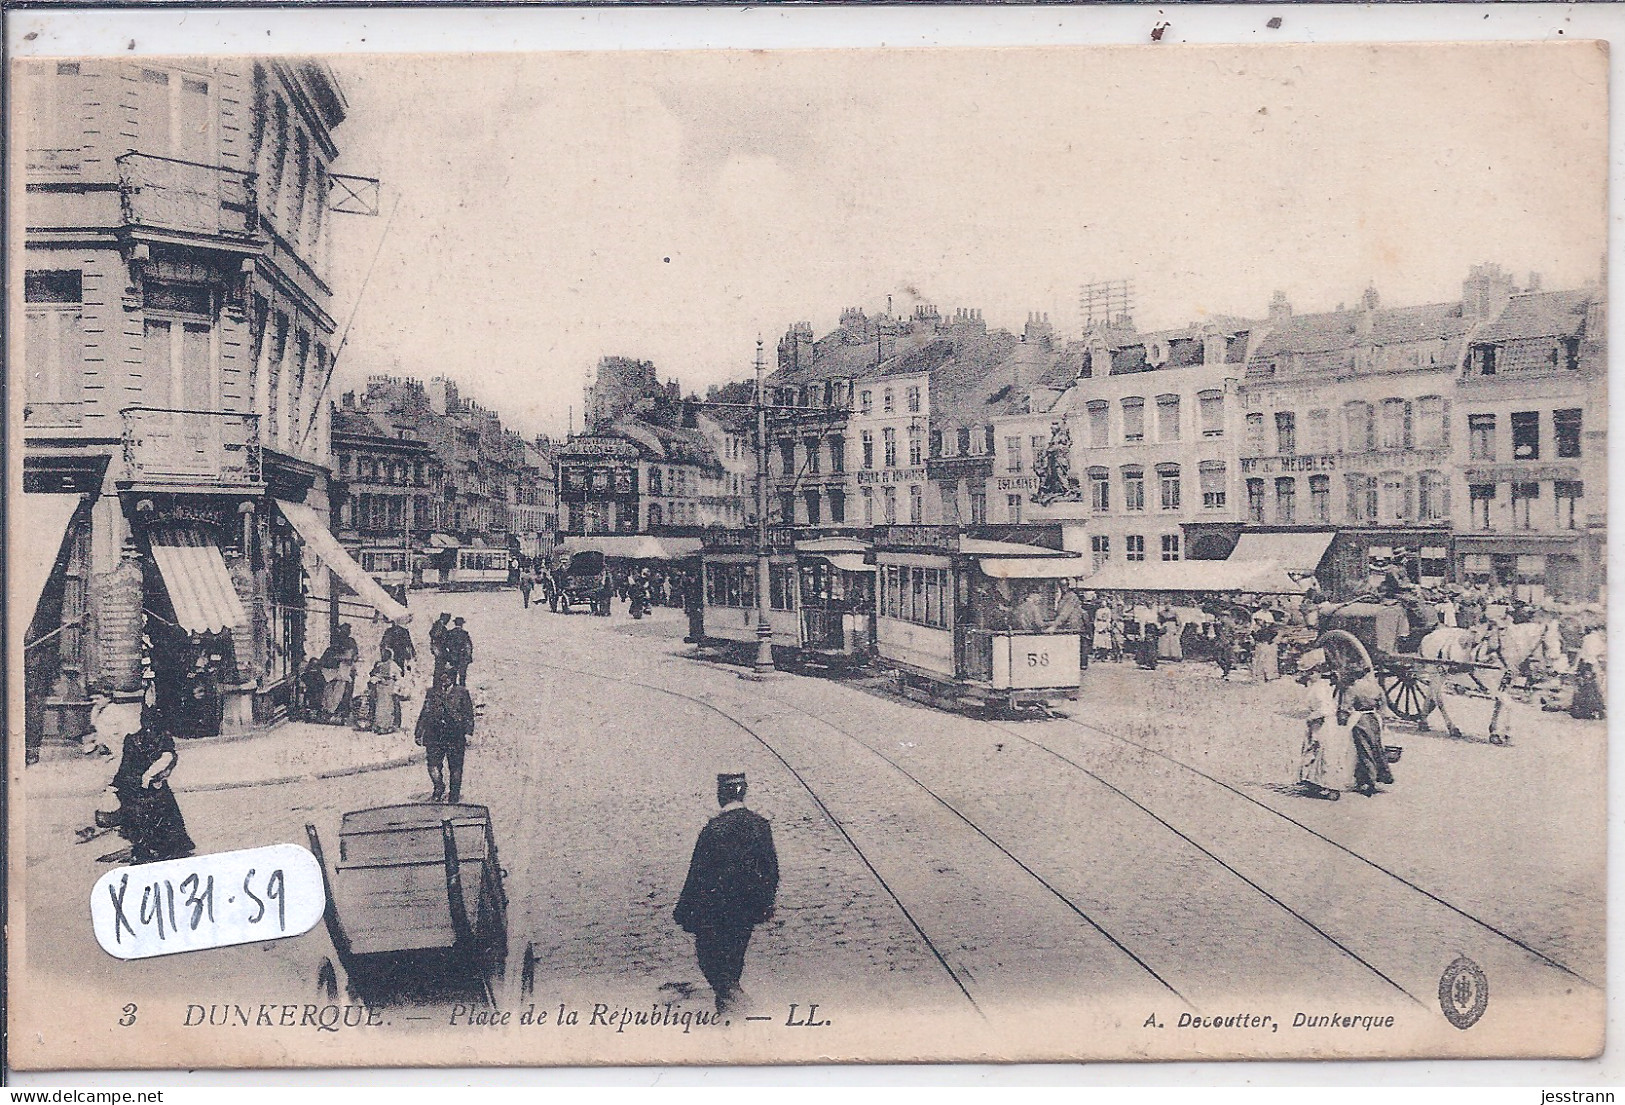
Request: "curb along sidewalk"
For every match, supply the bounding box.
[25,720,426,799]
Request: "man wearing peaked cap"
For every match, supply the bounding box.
[673,772,779,1016]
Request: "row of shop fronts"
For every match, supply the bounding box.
[21,447,407,759]
[1180,522,1604,604]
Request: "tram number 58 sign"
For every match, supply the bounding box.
[1026,651,1051,666]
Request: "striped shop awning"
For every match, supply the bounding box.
[148,527,249,634]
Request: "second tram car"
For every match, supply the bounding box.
[422,547,513,590]
[793,536,875,668]
[872,527,1085,711]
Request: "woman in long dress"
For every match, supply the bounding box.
[368,648,403,734]
[112,705,195,864]
[1157,605,1183,662]
[1092,606,1113,661]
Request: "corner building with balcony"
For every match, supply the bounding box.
[19,58,372,754]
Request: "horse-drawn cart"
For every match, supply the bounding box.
[1314,602,1499,723]
[306,804,536,1005]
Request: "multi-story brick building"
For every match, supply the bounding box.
[330,399,439,588]
[991,316,1252,574]
[1233,286,1466,593]
[1451,267,1606,601]
[19,58,399,747]
[352,374,551,566]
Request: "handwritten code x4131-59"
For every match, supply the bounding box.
[91,844,326,960]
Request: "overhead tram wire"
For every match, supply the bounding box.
[298,188,405,453]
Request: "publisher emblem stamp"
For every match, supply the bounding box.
[1438,956,1489,1030]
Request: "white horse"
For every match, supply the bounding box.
[1493,618,1567,680]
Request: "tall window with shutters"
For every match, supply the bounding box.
[1087,400,1110,448]
[1199,462,1226,510]
[1275,477,1296,523]
[1303,409,1330,454]
[1346,473,1378,524]
[1156,395,1180,442]
[1274,411,1296,456]
[1414,396,1446,449]
[1379,399,1410,450]
[1309,474,1331,522]
[1121,397,1146,443]
[1345,402,1375,453]
[24,62,84,173]
[142,281,216,411]
[1198,390,1225,438]
[1244,412,1264,456]
[24,270,86,422]
[1418,470,1449,523]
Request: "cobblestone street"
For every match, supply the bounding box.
[21,590,1605,1058]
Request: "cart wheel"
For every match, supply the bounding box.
[520,942,538,1000]
[317,956,339,1001]
[1317,629,1373,686]
[1380,668,1431,722]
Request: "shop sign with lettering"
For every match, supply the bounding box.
[855,466,928,487]
[1463,464,1580,484]
[872,525,958,551]
[996,476,1039,492]
[562,437,640,459]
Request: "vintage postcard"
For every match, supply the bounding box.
[7,40,1608,1070]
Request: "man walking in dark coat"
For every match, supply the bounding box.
[674,772,779,1016]
[428,612,452,682]
[415,668,475,803]
[445,616,474,686]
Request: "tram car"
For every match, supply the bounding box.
[699,534,800,659]
[423,547,513,591]
[872,527,1085,712]
[793,536,875,668]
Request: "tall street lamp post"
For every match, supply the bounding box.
[752,338,775,676]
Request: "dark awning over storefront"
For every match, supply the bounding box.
[148,526,249,634]
[18,492,83,627]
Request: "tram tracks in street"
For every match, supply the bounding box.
[506,636,1593,1021]
[513,653,1205,1014]
[505,656,984,1014]
[1038,711,1600,993]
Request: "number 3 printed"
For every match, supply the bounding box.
[119,1003,138,1026]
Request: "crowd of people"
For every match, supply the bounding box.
[528,562,699,620]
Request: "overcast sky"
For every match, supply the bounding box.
[324,43,1605,439]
